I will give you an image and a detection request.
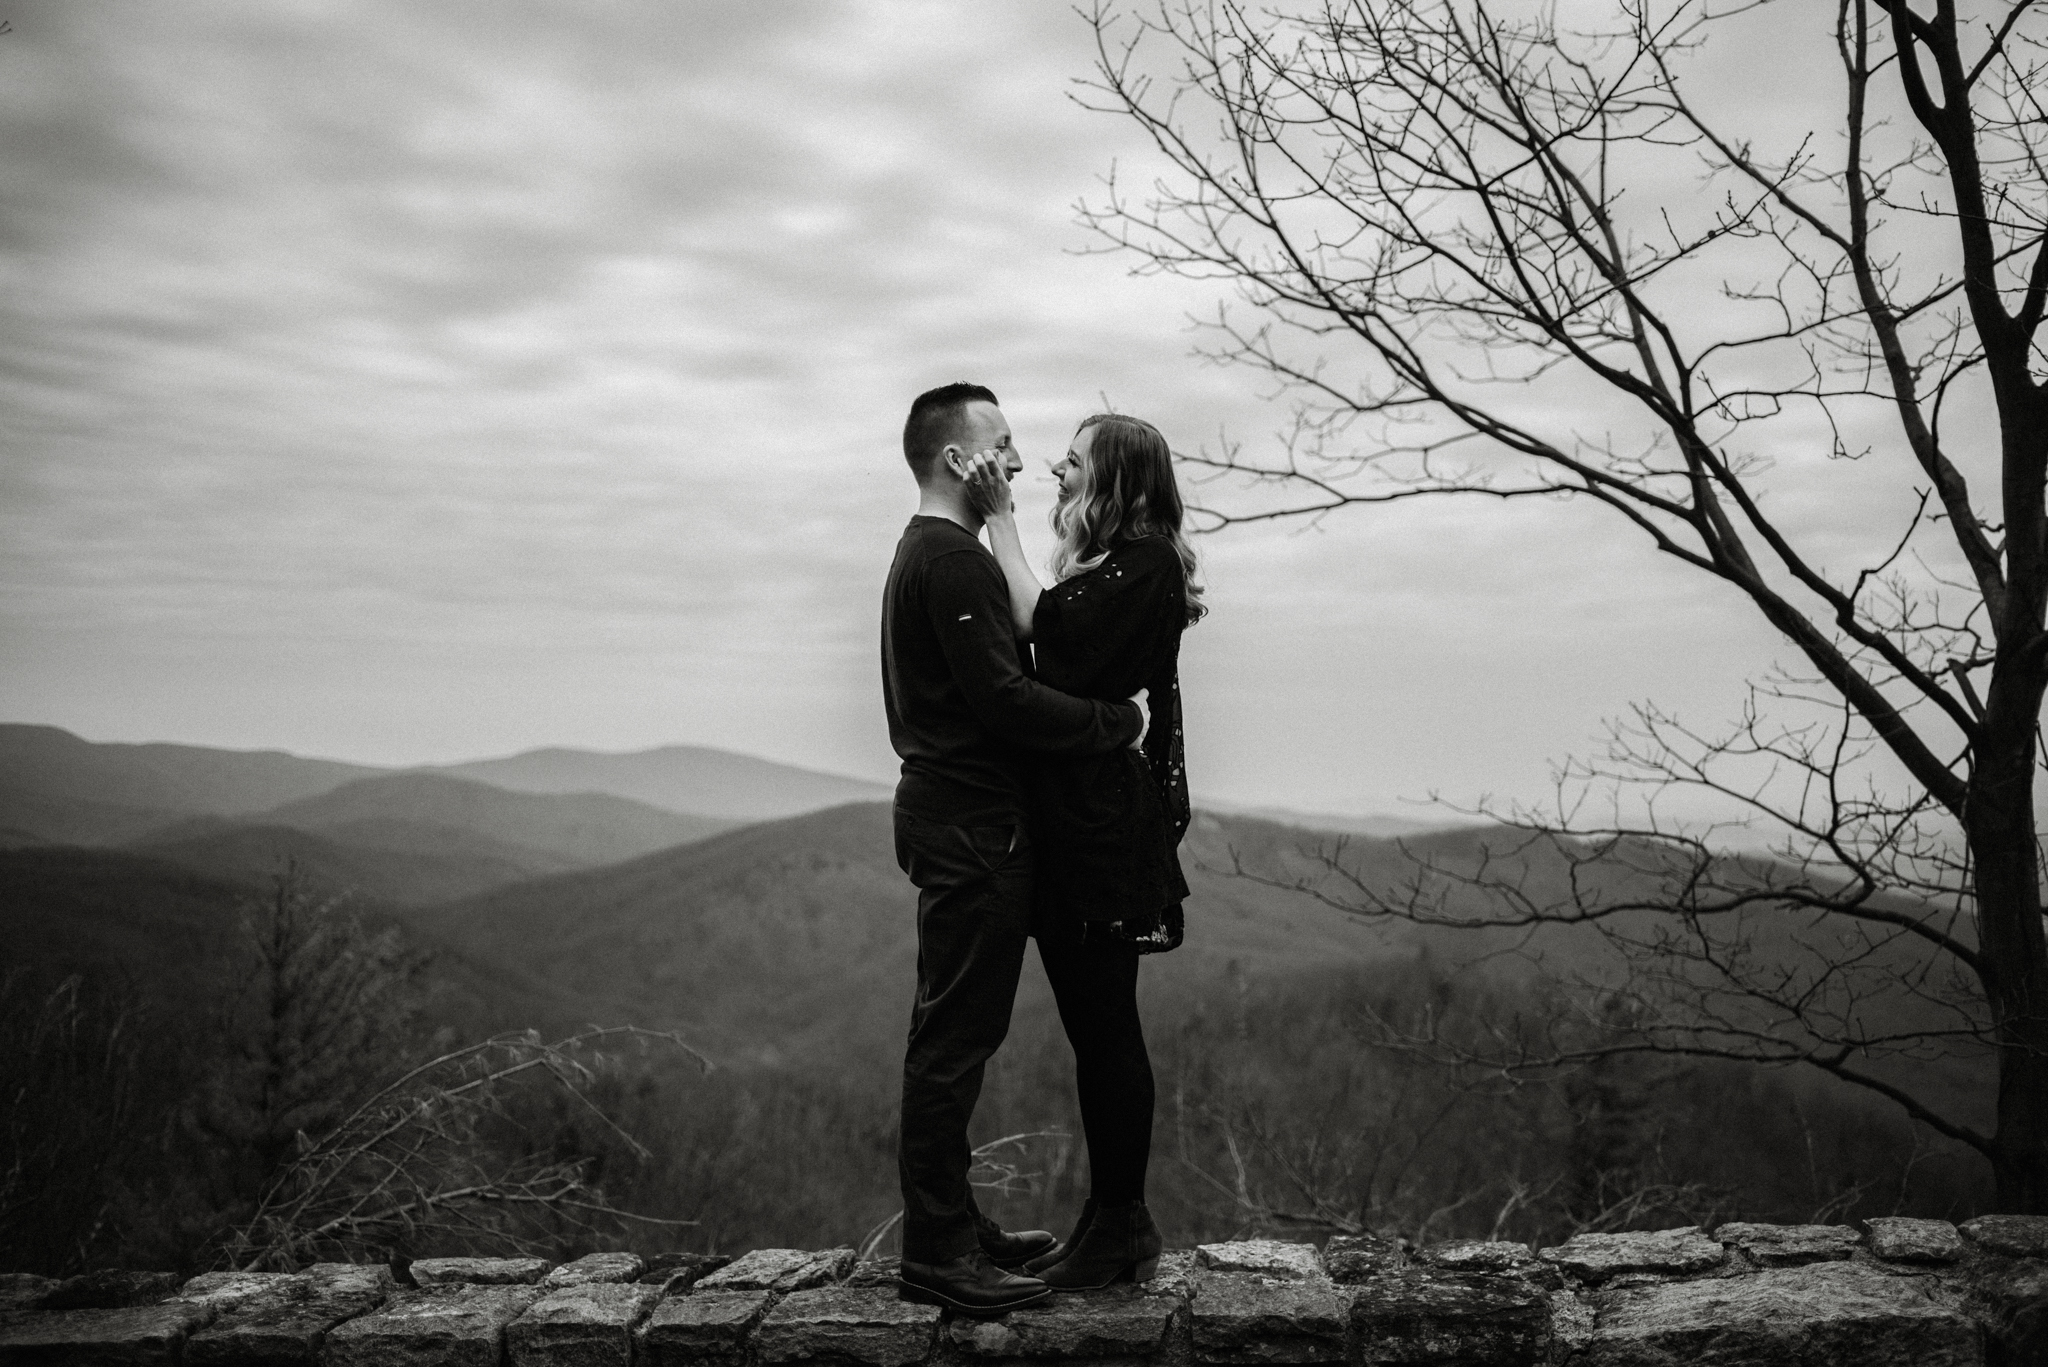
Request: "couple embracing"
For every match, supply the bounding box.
[880,383,1206,1314]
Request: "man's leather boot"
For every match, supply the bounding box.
[1023,1197,1097,1275]
[1037,1199,1163,1291]
[898,1248,1050,1315]
[976,1211,1059,1270]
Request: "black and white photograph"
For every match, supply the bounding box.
[4,0,2048,1360]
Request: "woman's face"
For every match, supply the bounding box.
[1053,424,1093,504]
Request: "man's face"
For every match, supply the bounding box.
[948,401,1022,482]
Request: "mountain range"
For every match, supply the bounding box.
[0,723,1491,1067]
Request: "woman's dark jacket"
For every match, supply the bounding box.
[1024,534,1192,934]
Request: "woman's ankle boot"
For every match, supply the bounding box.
[1037,1199,1162,1290]
[1024,1198,1096,1276]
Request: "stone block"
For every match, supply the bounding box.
[185,1272,388,1367]
[695,1248,856,1294]
[176,1274,304,1315]
[0,1301,214,1366]
[636,1255,732,1290]
[0,1277,55,1317]
[408,1257,553,1287]
[1578,1260,1977,1366]
[322,1285,541,1367]
[1141,1250,1198,1300]
[1188,1269,1348,1365]
[1538,1229,1723,1283]
[1413,1241,1536,1275]
[1348,1270,1550,1366]
[947,1284,1182,1364]
[841,1261,899,1291]
[301,1267,394,1301]
[42,1272,184,1312]
[636,1289,774,1367]
[1962,1214,2048,1259]
[1710,1222,1861,1267]
[754,1285,940,1367]
[1968,1257,2048,1367]
[1195,1243,1324,1282]
[186,1268,389,1367]
[1863,1217,1965,1264]
[540,1255,647,1290]
[506,1283,660,1367]
[1321,1236,1404,1285]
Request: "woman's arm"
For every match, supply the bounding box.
[963,452,1046,640]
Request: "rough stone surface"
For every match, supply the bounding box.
[1414,1241,1536,1275]
[1195,1243,1324,1282]
[1547,1288,1598,1356]
[0,1278,56,1317]
[323,1285,541,1367]
[184,1268,390,1367]
[0,1302,213,1366]
[636,1254,732,1290]
[1321,1236,1404,1285]
[1863,1217,1965,1264]
[505,1283,660,1367]
[947,1283,1182,1363]
[1961,1214,2048,1259]
[407,1257,552,1288]
[538,1255,646,1291]
[300,1267,393,1301]
[42,1273,184,1312]
[1580,1260,1977,1366]
[1967,1258,2048,1367]
[841,1261,899,1291]
[1188,1269,1348,1365]
[1348,1270,1549,1366]
[695,1247,856,1294]
[636,1290,774,1367]
[1710,1223,1861,1267]
[174,1275,300,1315]
[1539,1229,1724,1283]
[753,1285,941,1367]
[1140,1251,1198,1301]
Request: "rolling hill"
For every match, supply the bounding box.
[435,744,894,820]
[0,844,572,1036]
[0,724,380,843]
[258,771,736,869]
[390,802,1442,1067]
[130,820,566,906]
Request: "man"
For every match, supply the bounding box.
[882,383,1146,1313]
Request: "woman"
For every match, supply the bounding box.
[962,412,1205,1290]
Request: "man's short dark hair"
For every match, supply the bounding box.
[903,382,998,482]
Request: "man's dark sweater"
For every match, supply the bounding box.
[882,514,1140,826]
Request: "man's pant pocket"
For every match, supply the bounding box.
[894,807,1026,888]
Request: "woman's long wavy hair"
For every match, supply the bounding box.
[1048,413,1207,625]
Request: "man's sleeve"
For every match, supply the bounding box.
[925,550,1141,754]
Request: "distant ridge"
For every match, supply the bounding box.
[0,726,896,849]
[0,724,379,825]
[263,771,736,868]
[435,744,893,822]
[1194,796,1478,839]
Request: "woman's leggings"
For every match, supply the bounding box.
[1036,934,1153,1204]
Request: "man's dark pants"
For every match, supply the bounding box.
[894,805,1033,1264]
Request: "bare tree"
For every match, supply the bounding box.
[226,1026,707,1270]
[1080,0,2048,1209]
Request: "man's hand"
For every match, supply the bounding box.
[1128,687,1149,751]
[961,450,1015,519]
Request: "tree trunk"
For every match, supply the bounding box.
[1972,659,2048,1214]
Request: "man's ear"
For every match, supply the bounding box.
[939,444,966,479]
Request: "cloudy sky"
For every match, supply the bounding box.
[2,1,1966,820]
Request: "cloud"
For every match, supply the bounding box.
[0,0,1987,819]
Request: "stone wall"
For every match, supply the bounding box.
[2,1216,2045,1367]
